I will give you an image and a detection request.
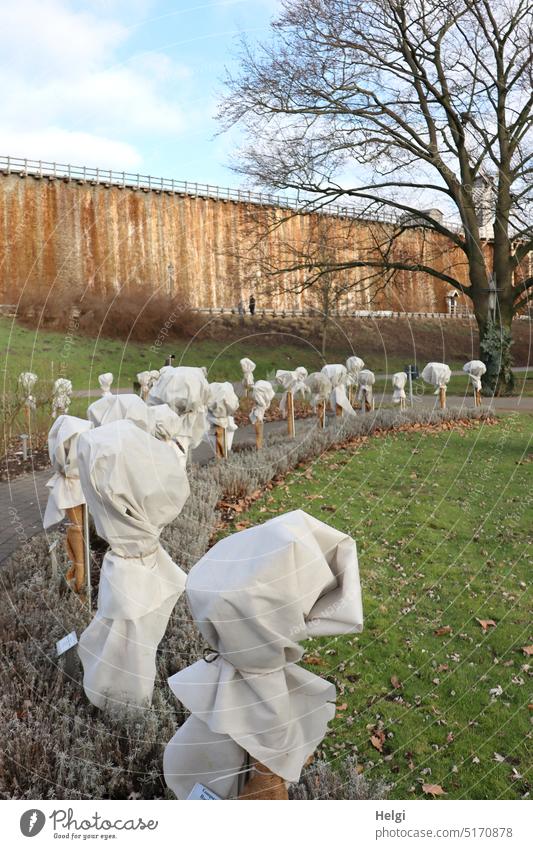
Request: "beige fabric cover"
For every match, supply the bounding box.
[43,415,93,528]
[463,360,486,391]
[98,373,113,395]
[421,362,452,394]
[321,364,355,415]
[357,369,375,405]
[164,509,363,799]
[276,368,309,415]
[240,358,256,390]
[137,370,160,396]
[305,372,332,410]
[87,393,152,431]
[392,371,407,403]
[77,420,190,709]
[147,366,209,450]
[249,380,275,424]
[206,382,239,452]
[346,356,365,387]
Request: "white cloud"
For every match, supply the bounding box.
[0,0,189,168]
[0,127,142,169]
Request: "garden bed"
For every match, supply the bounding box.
[1,406,509,800]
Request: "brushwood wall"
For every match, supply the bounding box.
[0,171,476,312]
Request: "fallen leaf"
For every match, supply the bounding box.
[303,655,324,666]
[476,618,496,631]
[390,675,402,689]
[371,734,384,752]
[422,783,447,797]
[434,626,452,636]
[493,753,506,763]
[337,703,348,711]
[521,645,533,656]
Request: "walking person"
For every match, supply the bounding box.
[249,293,256,316]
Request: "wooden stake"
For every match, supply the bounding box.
[215,425,227,459]
[287,391,295,437]
[255,420,263,450]
[335,403,343,418]
[317,400,326,429]
[65,504,85,593]
[439,387,446,409]
[475,387,481,407]
[238,760,288,800]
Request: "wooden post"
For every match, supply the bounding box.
[215,425,227,459]
[364,392,372,413]
[439,387,446,409]
[65,505,85,594]
[287,391,295,438]
[238,760,288,800]
[475,387,481,407]
[317,400,326,429]
[83,503,91,607]
[335,403,343,418]
[348,385,353,405]
[255,420,263,450]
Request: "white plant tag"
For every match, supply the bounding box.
[187,783,221,800]
[56,631,78,656]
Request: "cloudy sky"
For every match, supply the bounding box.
[0,0,279,186]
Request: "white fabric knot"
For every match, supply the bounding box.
[164,510,363,800]
[392,371,407,403]
[98,372,113,395]
[240,358,256,390]
[249,380,275,424]
[463,360,486,392]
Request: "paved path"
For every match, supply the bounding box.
[0,418,303,564]
[1,395,531,564]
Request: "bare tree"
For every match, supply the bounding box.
[221,0,533,393]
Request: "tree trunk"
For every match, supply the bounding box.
[476,308,515,396]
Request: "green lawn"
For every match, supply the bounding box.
[228,414,533,799]
[1,317,471,392]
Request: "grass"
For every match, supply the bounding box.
[225,413,533,800]
[0,316,494,392]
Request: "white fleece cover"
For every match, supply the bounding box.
[137,370,160,395]
[321,364,355,415]
[240,358,256,390]
[346,356,365,386]
[276,368,309,415]
[249,380,275,424]
[206,382,239,452]
[305,372,332,411]
[77,420,190,709]
[52,378,72,417]
[392,371,407,403]
[357,369,376,405]
[87,394,152,431]
[19,371,38,409]
[147,366,209,451]
[421,362,452,394]
[463,360,486,391]
[98,373,113,395]
[43,415,93,528]
[163,509,363,799]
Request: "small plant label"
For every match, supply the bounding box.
[56,631,78,656]
[187,783,221,800]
